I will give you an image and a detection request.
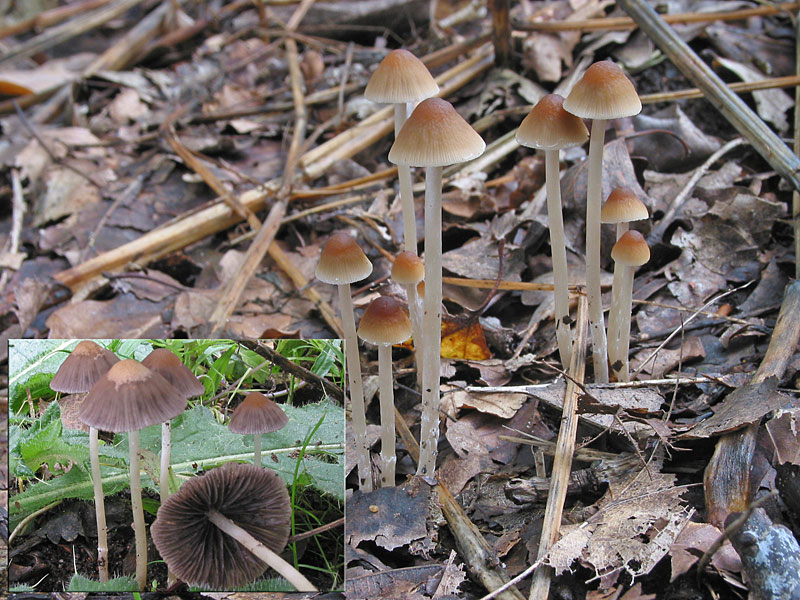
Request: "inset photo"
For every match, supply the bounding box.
[8,339,344,593]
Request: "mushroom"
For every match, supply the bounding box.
[151,462,316,591]
[563,61,642,383]
[600,188,649,371]
[141,347,205,504]
[357,296,413,487]
[78,359,187,589]
[516,94,589,368]
[391,250,425,387]
[316,232,374,490]
[365,49,439,254]
[389,97,485,476]
[228,391,289,467]
[50,340,119,583]
[609,231,650,381]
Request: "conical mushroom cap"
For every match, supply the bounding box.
[364,49,439,104]
[78,359,187,432]
[151,462,291,589]
[315,232,373,285]
[563,61,641,120]
[600,187,649,224]
[516,94,589,150]
[611,230,650,267]
[228,392,289,434]
[392,251,424,285]
[50,340,120,394]
[389,97,485,167]
[142,348,205,398]
[357,296,412,346]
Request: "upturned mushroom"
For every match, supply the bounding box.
[389,97,485,477]
[141,348,205,504]
[50,340,119,582]
[357,296,413,487]
[78,359,187,589]
[228,391,289,467]
[516,94,588,368]
[609,231,650,381]
[151,462,315,591]
[563,61,642,383]
[365,48,439,254]
[600,188,649,371]
[316,232,374,490]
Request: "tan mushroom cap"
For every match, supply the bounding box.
[364,49,439,104]
[600,187,649,224]
[315,232,373,285]
[50,340,120,394]
[142,348,205,398]
[611,230,650,267]
[516,94,589,150]
[392,251,424,285]
[78,359,187,432]
[357,296,412,346]
[228,392,289,435]
[563,61,642,120]
[388,97,485,167]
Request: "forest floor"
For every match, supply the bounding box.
[0,1,799,600]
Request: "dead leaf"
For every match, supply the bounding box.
[347,482,431,552]
[765,407,800,465]
[45,293,170,338]
[629,336,706,379]
[445,388,526,419]
[440,318,491,361]
[668,521,741,581]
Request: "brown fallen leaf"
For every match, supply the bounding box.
[440,318,491,361]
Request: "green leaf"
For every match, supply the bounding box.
[67,574,139,592]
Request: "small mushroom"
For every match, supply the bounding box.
[316,232,373,490]
[391,250,425,388]
[563,61,642,383]
[357,296,412,487]
[228,391,289,467]
[389,97,485,477]
[78,359,187,590]
[50,340,119,583]
[141,347,204,504]
[609,231,650,382]
[151,462,315,591]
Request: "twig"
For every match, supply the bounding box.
[530,295,587,599]
[795,12,800,280]
[618,0,800,192]
[631,282,753,379]
[512,2,800,31]
[0,0,115,40]
[287,516,344,544]
[238,341,343,403]
[82,175,144,263]
[647,138,747,246]
[0,168,26,295]
[8,500,62,544]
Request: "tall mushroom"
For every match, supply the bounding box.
[365,48,439,254]
[228,391,289,467]
[50,340,119,583]
[141,347,205,504]
[609,231,650,382]
[357,296,413,487]
[516,94,589,368]
[600,188,649,372]
[389,97,485,477]
[563,61,642,383]
[151,462,316,591]
[78,359,187,590]
[316,232,374,490]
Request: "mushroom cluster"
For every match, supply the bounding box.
[47,341,306,591]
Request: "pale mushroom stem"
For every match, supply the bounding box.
[544,149,572,368]
[253,434,262,467]
[206,509,317,592]
[339,283,372,491]
[377,344,397,486]
[616,265,636,382]
[607,222,630,372]
[160,422,171,502]
[417,165,444,477]
[128,429,147,589]
[585,118,610,383]
[395,102,417,254]
[89,427,109,582]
